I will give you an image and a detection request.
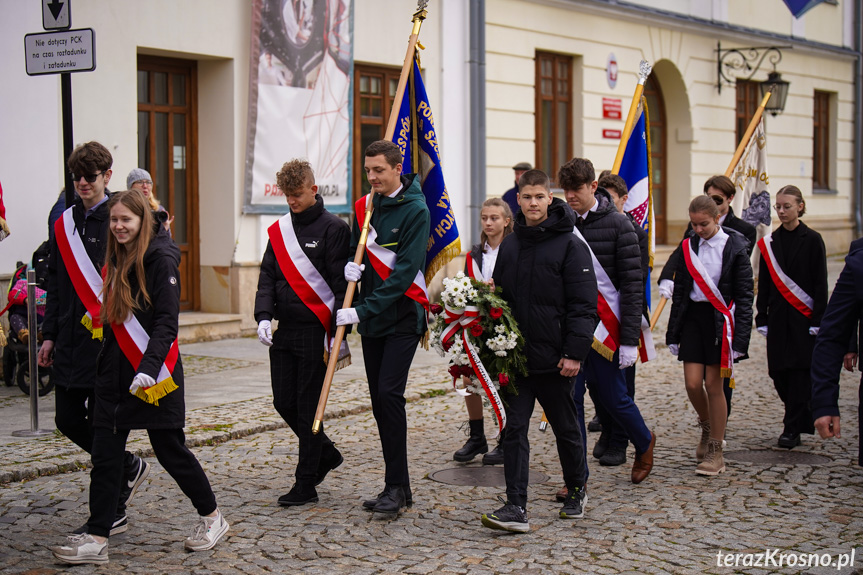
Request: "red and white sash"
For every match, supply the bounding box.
[112,315,180,406]
[572,226,655,363]
[54,207,104,339]
[682,237,735,379]
[757,236,813,319]
[355,194,429,309]
[465,251,483,281]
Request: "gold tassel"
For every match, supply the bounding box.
[591,338,616,362]
[80,313,104,341]
[420,329,430,351]
[0,323,6,348]
[131,377,179,406]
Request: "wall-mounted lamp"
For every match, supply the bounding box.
[716,41,793,115]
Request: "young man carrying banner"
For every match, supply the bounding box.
[254,159,350,506]
[38,142,149,535]
[336,140,430,516]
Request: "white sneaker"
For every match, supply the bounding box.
[50,533,109,564]
[184,511,229,551]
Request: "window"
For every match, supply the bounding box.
[735,80,761,145]
[813,90,831,190]
[535,52,572,182]
[353,63,401,203]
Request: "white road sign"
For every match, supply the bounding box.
[24,29,95,76]
[42,0,71,30]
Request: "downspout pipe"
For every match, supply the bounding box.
[855,0,863,237]
[469,0,486,246]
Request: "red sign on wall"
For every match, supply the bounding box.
[603,97,622,120]
[603,129,621,140]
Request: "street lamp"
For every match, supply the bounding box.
[760,71,790,116]
[716,42,793,115]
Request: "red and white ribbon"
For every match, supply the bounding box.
[54,207,104,338]
[757,236,813,319]
[465,251,483,282]
[112,313,180,405]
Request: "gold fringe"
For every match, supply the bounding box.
[80,313,103,341]
[132,376,179,406]
[323,349,353,371]
[420,329,430,351]
[591,338,616,362]
[0,323,6,348]
[424,239,462,285]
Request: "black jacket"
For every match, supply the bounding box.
[575,189,643,346]
[666,227,754,358]
[756,222,827,372]
[43,194,111,390]
[94,224,185,430]
[628,212,650,319]
[493,197,598,373]
[659,206,756,283]
[254,195,350,332]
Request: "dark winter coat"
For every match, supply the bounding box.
[94,225,185,430]
[493,197,598,373]
[628,212,650,319]
[254,195,350,333]
[351,174,430,337]
[575,189,643,346]
[666,227,754,358]
[43,194,111,390]
[756,222,827,372]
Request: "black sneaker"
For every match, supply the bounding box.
[588,415,603,432]
[481,498,529,533]
[278,484,319,507]
[71,515,128,537]
[777,432,801,449]
[560,487,587,519]
[119,456,150,508]
[362,485,414,510]
[314,447,344,486]
[592,431,610,459]
[598,445,627,466]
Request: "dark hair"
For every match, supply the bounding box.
[689,195,720,219]
[480,198,513,250]
[518,169,551,191]
[776,184,806,217]
[598,173,628,199]
[557,158,595,191]
[598,169,612,180]
[703,175,735,199]
[276,159,315,192]
[67,141,113,175]
[364,140,403,168]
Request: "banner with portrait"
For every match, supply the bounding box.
[244,0,352,213]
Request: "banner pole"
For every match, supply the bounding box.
[611,60,653,174]
[725,91,772,178]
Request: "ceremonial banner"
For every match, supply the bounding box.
[391,57,460,283]
[730,118,772,269]
[244,0,352,213]
[619,107,653,308]
[781,0,830,18]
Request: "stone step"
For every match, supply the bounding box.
[178,312,245,344]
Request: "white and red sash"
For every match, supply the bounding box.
[54,207,104,339]
[465,251,483,281]
[571,226,655,363]
[113,314,180,406]
[682,237,736,379]
[757,236,814,319]
[354,194,429,309]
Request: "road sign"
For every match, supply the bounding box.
[24,29,95,76]
[42,0,71,31]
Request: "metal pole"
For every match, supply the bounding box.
[469,0,486,246]
[12,270,52,437]
[62,72,74,208]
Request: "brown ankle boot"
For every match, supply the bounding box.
[695,438,725,476]
[696,419,711,463]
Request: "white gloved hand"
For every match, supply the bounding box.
[344,262,365,282]
[129,373,156,394]
[757,326,768,337]
[668,343,679,356]
[809,327,820,336]
[257,320,273,347]
[619,345,638,369]
[659,279,674,300]
[336,308,360,326]
[732,350,744,360]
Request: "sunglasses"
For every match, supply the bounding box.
[71,171,104,184]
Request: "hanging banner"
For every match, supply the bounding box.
[244,0,352,214]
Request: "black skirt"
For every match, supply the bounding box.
[678,301,722,365]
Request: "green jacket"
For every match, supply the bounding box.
[352,174,430,337]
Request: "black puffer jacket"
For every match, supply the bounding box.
[43,195,111,390]
[94,225,185,430]
[493,197,598,373]
[254,195,350,331]
[576,189,643,346]
[666,227,754,358]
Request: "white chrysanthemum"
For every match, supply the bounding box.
[495,325,506,334]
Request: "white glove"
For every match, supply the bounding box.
[336,308,359,326]
[809,327,820,336]
[757,326,768,337]
[344,262,365,282]
[257,320,273,347]
[618,345,638,369]
[668,343,679,356]
[732,350,744,360]
[129,373,156,394]
[659,279,674,300]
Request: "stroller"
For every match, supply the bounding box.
[1,241,53,396]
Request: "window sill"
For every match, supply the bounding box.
[812,188,838,195]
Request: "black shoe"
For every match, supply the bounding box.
[363,485,413,510]
[481,498,529,533]
[453,420,488,462]
[371,485,406,515]
[71,515,128,537]
[778,432,801,449]
[559,487,587,519]
[587,415,603,432]
[482,442,504,466]
[314,447,344,486]
[278,484,319,507]
[598,445,627,466]
[592,431,610,459]
[119,455,150,509]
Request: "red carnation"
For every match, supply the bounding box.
[489,307,503,319]
[460,366,474,377]
[448,365,461,379]
[442,339,453,352]
[498,373,509,386]
[470,324,484,337]
[430,304,444,315]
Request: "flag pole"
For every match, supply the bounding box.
[612,60,653,174]
[725,91,772,178]
[313,1,428,435]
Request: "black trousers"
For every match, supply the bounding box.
[361,332,420,487]
[270,324,336,487]
[54,385,95,454]
[503,373,586,509]
[770,368,815,435]
[88,427,216,538]
[590,364,636,449]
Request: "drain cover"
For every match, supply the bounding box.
[429,467,550,487]
[724,450,832,465]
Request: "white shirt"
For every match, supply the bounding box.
[481,242,499,281]
[387,183,404,198]
[718,212,728,226]
[575,198,599,222]
[689,227,729,303]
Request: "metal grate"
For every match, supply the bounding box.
[724,450,832,465]
[429,467,550,487]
